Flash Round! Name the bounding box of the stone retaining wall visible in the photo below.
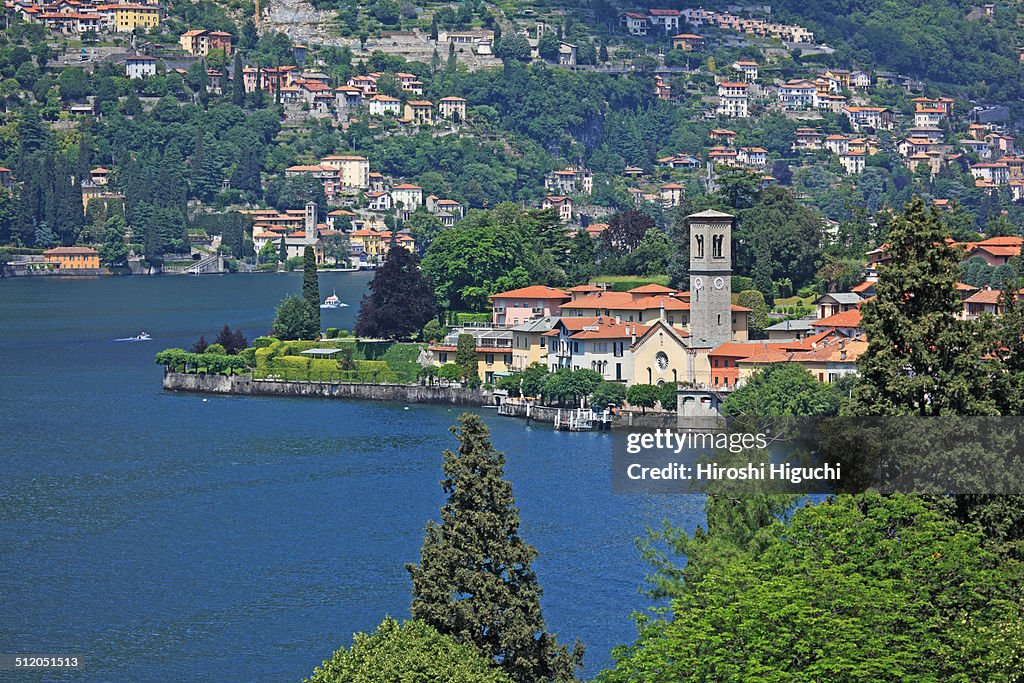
[163,371,493,405]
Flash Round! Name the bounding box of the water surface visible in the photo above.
[0,273,702,680]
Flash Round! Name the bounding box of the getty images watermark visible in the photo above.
[617,428,841,493]
[611,418,1024,495]
[626,429,839,484]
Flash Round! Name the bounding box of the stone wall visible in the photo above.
[163,371,494,405]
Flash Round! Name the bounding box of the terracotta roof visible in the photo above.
[569,319,650,340]
[44,246,98,255]
[710,341,793,358]
[628,284,677,294]
[561,291,690,312]
[491,285,570,300]
[811,309,863,328]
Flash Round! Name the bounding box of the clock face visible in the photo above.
[714,277,725,290]
[693,277,704,290]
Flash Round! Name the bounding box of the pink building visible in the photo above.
[490,286,571,326]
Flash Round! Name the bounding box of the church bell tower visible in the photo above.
[688,210,734,348]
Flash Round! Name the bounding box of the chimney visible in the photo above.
[659,298,666,321]
[840,350,848,361]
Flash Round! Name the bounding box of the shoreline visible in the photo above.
[162,372,677,429]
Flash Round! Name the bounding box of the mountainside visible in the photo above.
[770,0,1022,100]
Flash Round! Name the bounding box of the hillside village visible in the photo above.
[1,0,1023,396]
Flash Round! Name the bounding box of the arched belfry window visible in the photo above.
[712,234,723,259]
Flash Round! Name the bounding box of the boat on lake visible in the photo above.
[321,290,347,309]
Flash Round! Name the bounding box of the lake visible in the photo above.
[0,272,703,681]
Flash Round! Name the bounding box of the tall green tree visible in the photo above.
[735,290,770,335]
[851,197,998,416]
[407,414,583,683]
[455,333,478,380]
[232,52,245,106]
[302,245,321,334]
[272,294,320,340]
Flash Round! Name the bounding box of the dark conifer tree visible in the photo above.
[302,245,321,334]
[407,414,583,683]
[232,52,245,107]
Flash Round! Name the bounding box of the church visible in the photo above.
[631,210,745,391]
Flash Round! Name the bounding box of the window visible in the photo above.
[504,355,512,365]
[655,352,669,373]
[485,354,494,365]
[439,353,448,363]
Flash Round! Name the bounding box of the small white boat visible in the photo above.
[115,332,152,342]
[321,290,347,309]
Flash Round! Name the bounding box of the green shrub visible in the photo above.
[267,354,310,379]
[732,275,754,292]
[339,329,350,337]
[252,336,279,348]
[797,285,816,299]
[204,343,226,354]
[325,327,339,339]
[453,312,491,324]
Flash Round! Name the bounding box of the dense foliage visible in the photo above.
[604,494,1024,681]
[305,617,512,683]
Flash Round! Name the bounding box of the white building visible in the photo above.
[542,196,573,222]
[778,79,818,109]
[716,81,749,118]
[367,94,401,117]
[391,183,424,213]
[839,152,866,175]
[125,56,156,80]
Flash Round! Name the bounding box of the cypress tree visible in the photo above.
[232,52,245,106]
[455,333,478,380]
[302,244,321,334]
[407,414,583,683]
[851,196,998,416]
[278,235,287,264]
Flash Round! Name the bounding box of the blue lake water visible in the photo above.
[0,273,703,681]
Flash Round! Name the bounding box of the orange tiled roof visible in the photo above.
[491,285,570,300]
[811,309,863,328]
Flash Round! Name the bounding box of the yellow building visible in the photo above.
[43,247,101,270]
[99,3,161,32]
[428,328,515,384]
[510,317,558,372]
